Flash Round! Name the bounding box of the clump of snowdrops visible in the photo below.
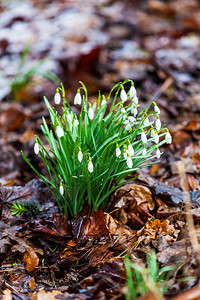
[22,80,172,218]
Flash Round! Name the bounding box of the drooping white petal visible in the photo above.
[54,92,61,105]
[156,118,161,131]
[34,142,40,155]
[141,131,147,144]
[128,116,136,123]
[165,131,172,144]
[142,147,147,156]
[88,160,94,173]
[59,185,64,195]
[74,119,79,127]
[88,107,94,120]
[127,156,133,168]
[101,99,107,106]
[132,96,139,105]
[78,150,83,162]
[154,133,159,144]
[151,129,155,137]
[129,85,137,98]
[154,105,160,114]
[125,124,131,131]
[121,107,126,114]
[56,126,64,138]
[128,144,134,156]
[131,106,137,117]
[116,147,121,157]
[120,89,127,102]
[123,152,128,159]
[144,116,150,127]
[67,113,72,123]
[156,148,161,158]
[74,92,82,105]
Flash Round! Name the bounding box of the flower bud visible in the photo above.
[116,146,121,157]
[129,85,137,99]
[88,105,94,120]
[156,148,161,158]
[120,87,127,102]
[127,156,133,168]
[54,91,61,105]
[141,131,147,144]
[74,90,82,105]
[34,141,40,155]
[156,117,161,131]
[165,131,172,144]
[56,126,64,138]
[88,160,94,173]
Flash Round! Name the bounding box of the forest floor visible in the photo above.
[0,0,200,299]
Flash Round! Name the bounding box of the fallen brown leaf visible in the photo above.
[22,248,39,272]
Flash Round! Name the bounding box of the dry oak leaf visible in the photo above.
[22,248,39,272]
[104,212,137,247]
[31,290,62,300]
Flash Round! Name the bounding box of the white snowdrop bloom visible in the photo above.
[74,118,79,127]
[129,85,137,98]
[54,92,61,105]
[132,96,139,105]
[34,142,40,155]
[156,118,161,131]
[78,150,83,162]
[128,144,134,156]
[67,113,72,123]
[127,156,133,168]
[142,147,147,156]
[121,107,126,114]
[56,126,64,138]
[116,147,121,157]
[144,116,150,127]
[124,119,129,125]
[128,116,136,124]
[125,124,131,131]
[156,148,161,158]
[151,129,155,137]
[141,131,147,144]
[123,151,128,159]
[154,133,159,144]
[88,160,94,173]
[120,88,127,102]
[74,91,82,105]
[88,106,94,120]
[59,184,64,196]
[154,105,160,114]
[131,106,137,117]
[165,131,172,144]
[101,99,107,106]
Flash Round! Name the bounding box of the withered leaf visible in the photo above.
[22,248,39,272]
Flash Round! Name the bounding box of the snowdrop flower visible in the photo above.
[156,148,161,158]
[154,133,159,144]
[154,103,160,114]
[121,106,126,114]
[59,183,64,196]
[128,116,136,124]
[74,115,79,127]
[128,144,134,156]
[131,105,137,117]
[144,116,150,127]
[165,130,172,144]
[127,156,133,168]
[101,95,107,106]
[132,96,139,105]
[125,123,131,131]
[54,91,61,105]
[56,126,64,138]
[155,117,161,131]
[123,151,128,159]
[34,141,40,155]
[88,104,94,120]
[120,87,127,102]
[151,129,155,137]
[78,148,83,162]
[116,145,121,157]
[129,84,137,99]
[141,130,147,144]
[67,112,72,123]
[142,147,146,156]
[74,90,82,105]
[88,159,94,173]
